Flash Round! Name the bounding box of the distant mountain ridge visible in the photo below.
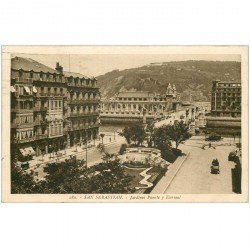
[97,60,241,101]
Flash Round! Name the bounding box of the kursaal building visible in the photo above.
[100,83,181,125]
[10,57,101,159]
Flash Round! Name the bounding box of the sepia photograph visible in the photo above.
[1,46,248,202]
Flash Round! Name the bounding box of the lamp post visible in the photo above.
[85,133,88,168]
[49,144,52,158]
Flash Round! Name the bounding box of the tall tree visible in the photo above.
[165,121,191,149]
[120,124,146,146]
[153,126,172,150]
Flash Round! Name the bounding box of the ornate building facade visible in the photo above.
[100,83,181,125]
[206,80,241,135]
[211,80,241,117]
[11,57,100,159]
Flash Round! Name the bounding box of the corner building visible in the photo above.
[10,57,100,159]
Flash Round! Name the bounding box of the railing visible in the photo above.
[11,122,34,129]
[33,106,48,112]
[11,108,34,113]
[69,112,99,117]
[67,123,99,131]
[68,99,99,104]
[34,120,47,126]
[14,77,33,84]
[13,137,34,143]
[67,83,98,88]
[35,134,48,140]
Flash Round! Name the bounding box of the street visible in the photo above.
[165,136,237,194]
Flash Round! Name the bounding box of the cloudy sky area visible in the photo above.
[13,53,241,77]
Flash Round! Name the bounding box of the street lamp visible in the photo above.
[85,133,88,167]
[49,144,52,158]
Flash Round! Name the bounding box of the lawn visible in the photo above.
[123,167,146,189]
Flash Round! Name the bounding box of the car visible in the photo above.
[228,151,237,161]
[16,161,30,170]
[205,134,222,141]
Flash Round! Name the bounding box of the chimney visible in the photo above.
[55,62,63,74]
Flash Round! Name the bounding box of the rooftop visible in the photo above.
[11,56,58,74]
[64,71,91,79]
[116,91,154,98]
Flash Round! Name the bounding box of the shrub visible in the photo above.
[172,148,182,156]
[161,149,178,163]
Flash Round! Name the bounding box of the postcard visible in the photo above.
[1,45,248,202]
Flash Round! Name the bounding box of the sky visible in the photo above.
[13,53,241,77]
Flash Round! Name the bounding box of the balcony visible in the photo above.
[12,122,34,129]
[11,108,34,114]
[67,122,99,132]
[34,119,48,126]
[69,112,99,118]
[68,98,99,105]
[33,106,48,112]
[34,134,48,140]
[13,137,34,144]
[14,77,33,84]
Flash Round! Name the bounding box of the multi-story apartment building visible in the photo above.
[11,57,100,159]
[206,80,241,135]
[100,84,181,125]
[64,71,100,147]
[211,80,241,117]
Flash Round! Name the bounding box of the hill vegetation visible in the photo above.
[97,60,241,101]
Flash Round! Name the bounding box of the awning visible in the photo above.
[24,86,30,94]
[19,147,35,156]
[33,86,38,93]
[10,86,16,93]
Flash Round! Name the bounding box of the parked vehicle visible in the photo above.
[205,133,222,141]
[228,151,237,161]
[16,161,30,170]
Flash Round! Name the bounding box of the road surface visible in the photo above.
[165,137,237,194]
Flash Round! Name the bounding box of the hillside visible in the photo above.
[97,60,241,101]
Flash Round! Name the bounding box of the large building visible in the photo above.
[211,80,241,117]
[206,80,241,135]
[100,83,181,125]
[11,57,100,159]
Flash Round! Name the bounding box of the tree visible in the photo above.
[119,126,131,144]
[11,163,41,194]
[37,156,134,194]
[120,124,146,146]
[41,157,90,193]
[165,121,191,149]
[153,126,172,150]
[89,159,134,194]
